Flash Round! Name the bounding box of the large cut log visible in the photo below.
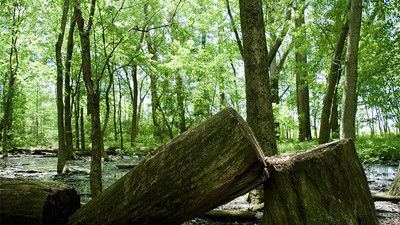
[0,177,80,225]
[68,107,267,225]
[261,139,379,225]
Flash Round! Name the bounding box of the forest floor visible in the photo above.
[0,155,399,224]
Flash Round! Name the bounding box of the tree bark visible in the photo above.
[389,164,400,196]
[74,0,102,198]
[0,177,80,225]
[64,15,76,159]
[68,107,267,225]
[261,139,379,225]
[295,0,311,141]
[55,0,70,173]
[80,107,85,150]
[201,210,259,222]
[319,21,349,144]
[239,0,277,156]
[340,0,362,140]
[176,73,187,133]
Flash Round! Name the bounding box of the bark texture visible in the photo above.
[341,0,362,140]
[239,0,277,155]
[319,21,348,144]
[261,139,379,225]
[295,0,311,141]
[389,164,400,196]
[0,177,80,225]
[68,107,267,225]
[74,0,102,198]
[55,0,70,173]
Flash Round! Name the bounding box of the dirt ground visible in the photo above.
[376,201,400,225]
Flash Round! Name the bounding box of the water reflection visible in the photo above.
[0,155,398,203]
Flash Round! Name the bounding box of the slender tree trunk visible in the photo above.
[148,50,161,141]
[319,21,349,144]
[330,71,341,138]
[65,15,76,159]
[295,0,311,141]
[112,82,118,142]
[131,65,139,146]
[176,73,187,133]
[118,77,124,150]
[75,0,101,197]
[341,0,362,140]
[2,6,20,157]
[75,99,80,149]
[80,107,85,150]
[55,0,70,173]
[239,0,277,156]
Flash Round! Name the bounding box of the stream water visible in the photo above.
[0,155,398,224]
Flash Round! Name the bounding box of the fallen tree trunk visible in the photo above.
[372,195,400,202]
[68,107,267,225]
[115,163,139,169]
[0,177,80,225]
[200,209,259,222]
[261,139,379,225]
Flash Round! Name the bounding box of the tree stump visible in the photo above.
[68,107,267,225]
[0,177,80,225]
[261,139,379,225]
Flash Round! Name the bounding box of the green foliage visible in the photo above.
[278,134,400,162]
[278,139,318,154]
[355,134,400,162]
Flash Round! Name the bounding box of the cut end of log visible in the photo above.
[262,139,379,225]
[0,177,80,225]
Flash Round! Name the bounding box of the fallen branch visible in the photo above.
[201,210,260,222]
[372,195,400,202]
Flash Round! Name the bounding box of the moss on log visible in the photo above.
[201,209,259,222]
[0,177,80,225]
[261,139,379,225]
[68,107,267,225]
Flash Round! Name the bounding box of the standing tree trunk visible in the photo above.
[319,21,349,144]
[55,0,70,173]
[176,73,187,133]
[75,0,102,198]
[294,0,311,142]
[341,0,362,140]
[330,77,340,138]
[239,0,277,156]
[389,164,400,196]
[64,16,76,159]
[118,77,124,150]
[112,81,118,142]
[80,107,85,150]
[131,65,139,146]
[2,3,21,158]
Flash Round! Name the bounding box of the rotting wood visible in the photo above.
[68,107,267,225]
[115,163,139,169]
[372,195,400,202]
[0,177,80,225]
[200,209,260,222]
[261,139,379,225]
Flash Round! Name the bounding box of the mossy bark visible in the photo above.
[0,177,80,225]
[68,107,267,225]
[389,164,400,196]
[261,139,379,225]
